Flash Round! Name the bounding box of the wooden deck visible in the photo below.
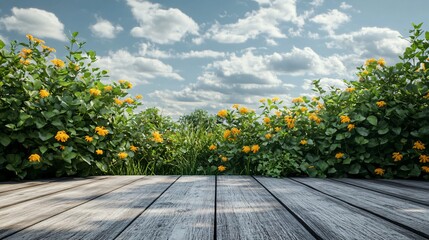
[0,176,428,240]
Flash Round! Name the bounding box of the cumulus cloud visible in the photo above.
[95,49,183,85]
[179,50,227,59]
[327,27,408,59]
[310,9,350,34]
[340,2,352,9]
[0,7,67,41]
[139,43,227,59]
[207,0,305,43]
[310,0,324,7]
[126,0,199,44]
[89,17,123,39]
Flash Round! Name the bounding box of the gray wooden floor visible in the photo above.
[0,176,428,240]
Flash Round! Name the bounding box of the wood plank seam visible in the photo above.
[0,177,109,210]
[3,176,145,239]
[251,176,323,240]
[0,179,63,194]
[111,175,182,240]
[290,178,429,239]
[376,180,429,191]
[331,179,429,207]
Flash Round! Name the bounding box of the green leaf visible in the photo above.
[42,111,56,120]
[392,127,401,135]
[343,158,352,164]
[51,119,63,128]
[367,116,378,126]
[327,167,337,174]
[325,128,337,135]
[6,164,15,172]
[336,134,345,140]
[409,164,421,177]
[39,146,48,154]
[425,31,429,40]
[63,152,77,163]
[0,39,4,49]
[356,127,369,137]
[0,134,11,147]
[419,126,429,136]
[35,118,47,128]
[38,131,54,141]
[348,163,361,174]
[355,136,369,145]
[72,32,79,38]
[317,161,329,172]
[377,127,389,135]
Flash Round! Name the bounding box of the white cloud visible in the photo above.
[310,0,324,7]
[327,27,408,60]
[340,2,352,9]
[207,0,305,43]
[179,50,227,59]
[139,43,227,59]
[266,38,278,46]
[307,31,320,39]
[0,7,67,41]
[89,17,123,39]
[95,49,183,85]
[310,9,350,34]
[127,0,199,44]
[192,37,204,45]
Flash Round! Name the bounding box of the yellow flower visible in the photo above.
[284,116,295,129]
[420,155,429,163]
[126,82,133,89]
[55,130,70,142]
[59,146,65,151]
[51,58,65,68]
[95,126,109,136]
[217,109,228,118]
[114,98,123,105]
[152,131,164,143]
[376,101,386,108]
[377,58,386,66]
[345,87,355,93]
[374,168,385,176]
[275,127,281,132]
[300,139,307,145]
[335,152,344,159]
[26,34,34,41]
[223,130,231,139]
[218,165,226,172]
[259,98,266,103]
[263,117,271,124]
[39,89,50,98]
[361,70,369,76]
[118,79,126,84]
[340,115,351,123]
[292,97,304,103]
[21,48,32,56]
[272,96,280,102]
[239,107,250,114]
[424,93,429,99]
[232,104,239,109]
[221,156,228,162]
[130,145,138,152]
[413,141,426,150]
[124,98,134,104]
[422,166,429,173]
[265,133,272,139]
[309,113,321,124]
[118,152,128,159]
[392,152,403,162]
[209,144,217,150]
[300,107,308,112]
[136,94,143,99]
[104,85,113,92]
[41,45,56,52]
[33,38,45,44]
[347,124,355,131]
[28,154,41,162]
[317,103,324,110]
[251,144,260,153]
[85,136,93,142]
[242,146,251,153]
[20,59,31,65]
[89,88,101,96]
[275,110,282,117]
[96,149,103,155]
[231,128,241,135]
[365,58,376,66]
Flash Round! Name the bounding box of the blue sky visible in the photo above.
[0,0,428,118]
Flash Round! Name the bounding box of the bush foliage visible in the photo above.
[0,24,428,180]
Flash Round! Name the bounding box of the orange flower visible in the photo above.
[263,117,271,124]
[51,58,65,68]
[124,98,134,104]
[347,124,355,131]
[89,88,101,96]
[300,139,307,145]
[104,86,113,92]
[340,115,351,123]
[96,149,103,155]
[413,141,425,150]
[55,131,69,142]
[292,97,304,103]
[392,152,403,162]
[231,128,241,135]
[242,146,251,153]
[265,133,272,139]
[39,89,50,98]
[209,144,217,150]
[251,144,260,153]
[223,130,231,139]
[420,155,429,163]
[28,154,41,162]
[118,152,128,159]
[335,152,344,159]
[374,168,385,176]
[218,165,226,172]
[85,136,93,142]
[130,145,138,152]
[422,166,429,173]
[239,107,250,114]
[217,109,227,118]
[95,126,109,136]
[376,101,386,108]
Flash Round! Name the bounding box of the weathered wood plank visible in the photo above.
[217,176,315,240]
[334,178,429,206]
[0,176,142,238]
[256,177,423,240]
[0,177,103,209]
[380,179,429,191]
[293,177,429,238]
[116,176,215,240]
[5,176,178,240]
[0,179,57,194]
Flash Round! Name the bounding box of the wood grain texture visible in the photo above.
[0,177,100,209]
[5,176,178,240]
[217,176,315,240]
[0,179,59,194]
[334,178,429,205]
[380,179,429,191]
[256,177,423,240]
[293,177,429,238]
[116,176,215,240]
[0,176,142,238]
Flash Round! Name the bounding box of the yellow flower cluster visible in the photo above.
[152,131,163,143]
[124,98,134,104]
[136,94,143,100]
[104,86,113,92]
[284,116,295,129]
[347,124,355,131]
[130,145,138,152]
[20,48,32,59]
[242,146,251,153]
[242,145,260,153]
[239,107,250,114]
[308,113,321,124]
[20,59,30,65]
[118,152,128,159]
[376,101,386,108]
[335,152,344,159]
[265,133,272,140]
[217,109,228,118]
[41,44,56,52]
[114,98,123,105]
[95,126,109,136]
[340,115,351,123]
[220,155,228,162]
[413,141,425,150]
[420,155,429,163]
[345,87,355,93]
[263,117,271,124]
[374,168,385,176]
[272,97,280,102]
[232,104,239,109]
[209,144,217,150]
[292,97,304,103]
[89,88,101,96]
[365,58,377,66]
[300,139,307,145]
[28,154,41,162]
[51,58,65,68]
[275,110,282,118]
[39,89,50,98]
[424,92,429,99]
[218,165,226,172]
[422,166,429,173]
[392,152,403,162]
[55,131,70,142]
[96,149,103,155]
[231,128,241,135]
[85,136,93,142]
